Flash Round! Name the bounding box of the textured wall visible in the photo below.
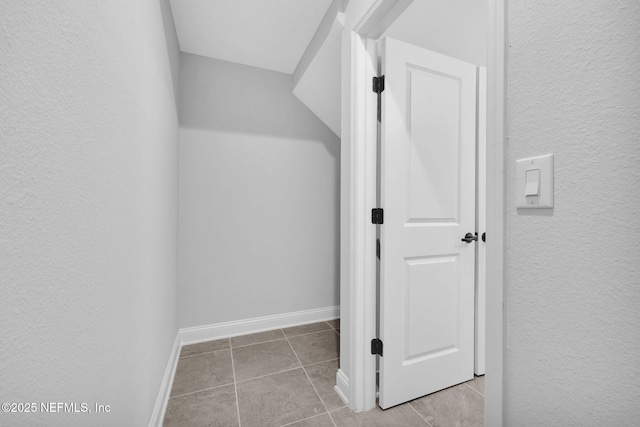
[507,1,640,424]
[0,1,178,426]
[178,53,340,328]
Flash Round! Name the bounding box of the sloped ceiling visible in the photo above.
[292,13,342,136]
[169,0,332,74]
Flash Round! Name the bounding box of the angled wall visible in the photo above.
[292,0,344,137]
[385,0,488,66]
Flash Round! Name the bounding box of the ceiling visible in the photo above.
[169,0,333,74]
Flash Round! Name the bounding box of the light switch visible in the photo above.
[525,169,540,196]
[516,154,554,209]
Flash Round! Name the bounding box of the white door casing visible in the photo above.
[379,37,478,409]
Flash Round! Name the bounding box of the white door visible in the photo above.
[379,37,478,409]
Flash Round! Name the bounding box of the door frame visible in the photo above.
[339,0,506,424]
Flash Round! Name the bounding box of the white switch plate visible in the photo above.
[517,154,554,208]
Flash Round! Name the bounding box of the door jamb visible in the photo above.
[341,0,506,423]
[484,0,507,425]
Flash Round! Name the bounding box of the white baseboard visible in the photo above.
[149,333,181,427]
[179,306,340,345]
[335,368,350,406]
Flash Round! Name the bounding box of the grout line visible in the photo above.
[464,382,485,398]
[169,344,235,400]
[282,327,335,340]
[228,338,243,427]
[235,366,303,385]
[327,321,340,332]
[302,357,340,368]
[233,356,338,385]
[168,381,235,400]
[407,401,434,427]
[325,406,346,427]
[283,334,338,427]
[178,347,232,359]
[231,337,287,350]
[228,321,341,349]
[231,327,334,350]
[279,412,330,427]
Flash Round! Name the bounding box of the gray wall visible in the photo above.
[506,1,640,424]
[178,53,340,328]
[0,1,179,426]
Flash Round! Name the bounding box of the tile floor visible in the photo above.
[163,320,484,427]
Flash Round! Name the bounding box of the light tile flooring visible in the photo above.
[163,320,484,427]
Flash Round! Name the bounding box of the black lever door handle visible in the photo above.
[461,232,478,243]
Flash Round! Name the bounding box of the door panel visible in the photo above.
[404,255,458,360]
[379,37,477,409]
[407,66,461,223]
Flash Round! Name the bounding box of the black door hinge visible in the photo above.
[373,75,385,122]
[376,238,380,259]
[371,338,383,356]
[371,208,384,225]
[372,76,385,94]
